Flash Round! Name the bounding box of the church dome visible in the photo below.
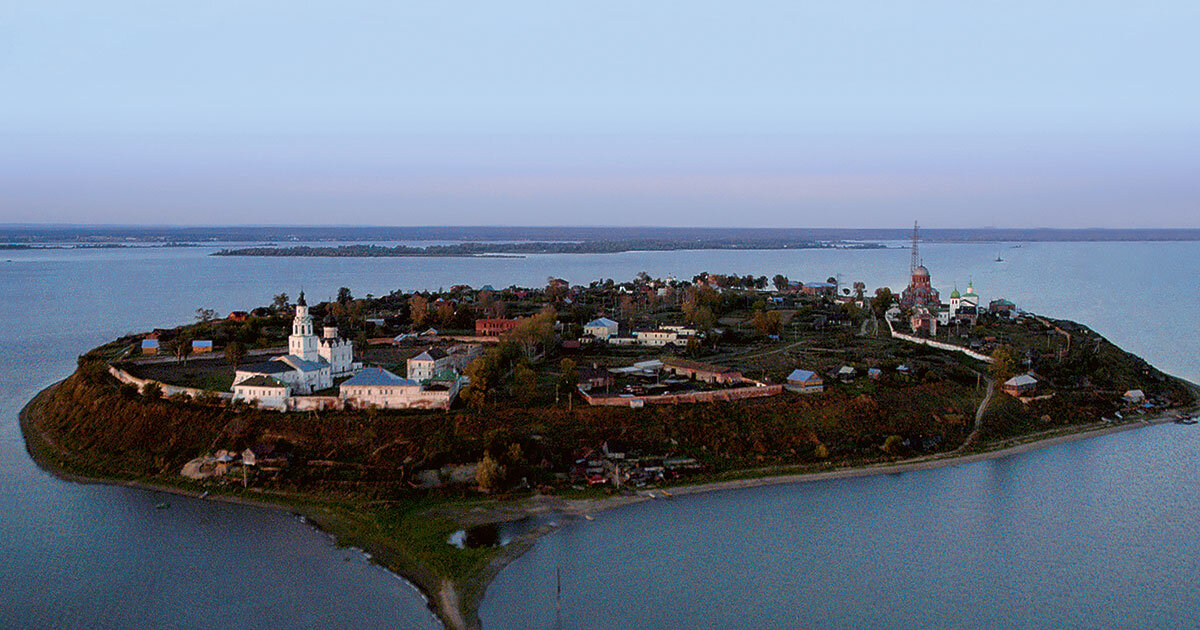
[913,265,930,277]
[297,291,307,307]
[950,288,961,299]
[323,313,337,326]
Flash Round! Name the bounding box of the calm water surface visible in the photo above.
[1,241,1196,628]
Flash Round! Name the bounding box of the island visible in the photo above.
[210,238,884,258]
[22,262,1197,629]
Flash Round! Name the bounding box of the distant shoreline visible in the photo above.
[4,225,1200,247]
[209,240,882,258]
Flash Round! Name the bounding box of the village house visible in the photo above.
[1123,389,1146,405]
[837,366,857,382]
[192,339,213,354]
[141,336,159,355]
[1003,374,1038,396]
[786,369,824,393]
[583,317,620,340]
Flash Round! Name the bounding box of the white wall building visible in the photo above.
[232,375,291,410]
[584,317,620,340]
[407,348,452,381]
[634,329,680,347]
[340,367,462,410]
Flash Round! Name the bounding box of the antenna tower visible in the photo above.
[910,221,921,274]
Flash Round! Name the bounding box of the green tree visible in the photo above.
[512,363,537,404]
[872,287,895,319]
[171,334,192,364]
[337,286,353,304]
[272,293,290,311]
[772,274,790,291]
[142,382,163,399]
[558,358,579,391]
[225,341,245,369]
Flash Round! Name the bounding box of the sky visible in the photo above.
[2,1,1198,227]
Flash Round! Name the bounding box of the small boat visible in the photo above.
[584,514,595,521]
[995,252,1004,262]
[198,491,210,499]
[154,502,170,510]
[1174,416,1198,425]
[661,490,673,499]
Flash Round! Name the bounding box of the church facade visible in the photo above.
[233,292,359,397]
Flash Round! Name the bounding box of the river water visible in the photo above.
[1,241,1196,629]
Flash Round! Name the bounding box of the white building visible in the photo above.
[232,375,291,409]
[584,317,620,340]
[407,348,452,381]
[633,329,680,347]
[232,292,358,395]
[340,367,463,410]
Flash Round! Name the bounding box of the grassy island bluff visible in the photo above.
[24,225,1197,629]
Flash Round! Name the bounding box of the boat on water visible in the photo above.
[198,491,210,499]
[1174,416,1198,425]
[154,502,169,510]
[995,252,1004,262]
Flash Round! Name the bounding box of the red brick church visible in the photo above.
[900,223,941,307]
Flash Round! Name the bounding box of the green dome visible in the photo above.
[950,288,961,298]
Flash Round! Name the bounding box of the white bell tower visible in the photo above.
[289,291,319,361]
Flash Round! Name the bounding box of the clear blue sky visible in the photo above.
[2,1,1197,227]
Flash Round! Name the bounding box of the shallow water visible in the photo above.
[0,240,1196,628]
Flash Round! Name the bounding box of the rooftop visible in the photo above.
[341,367,418,387]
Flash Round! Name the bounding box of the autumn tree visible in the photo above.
[991,345,1017,384]
[510,308,556,360]
[475,452,505,493]
[409,294,429,327]
[435,300,454,326]
[752,309,782,336]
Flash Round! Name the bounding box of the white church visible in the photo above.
[233,292,360,397]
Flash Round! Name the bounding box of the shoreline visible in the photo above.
[19,378,1198,630]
